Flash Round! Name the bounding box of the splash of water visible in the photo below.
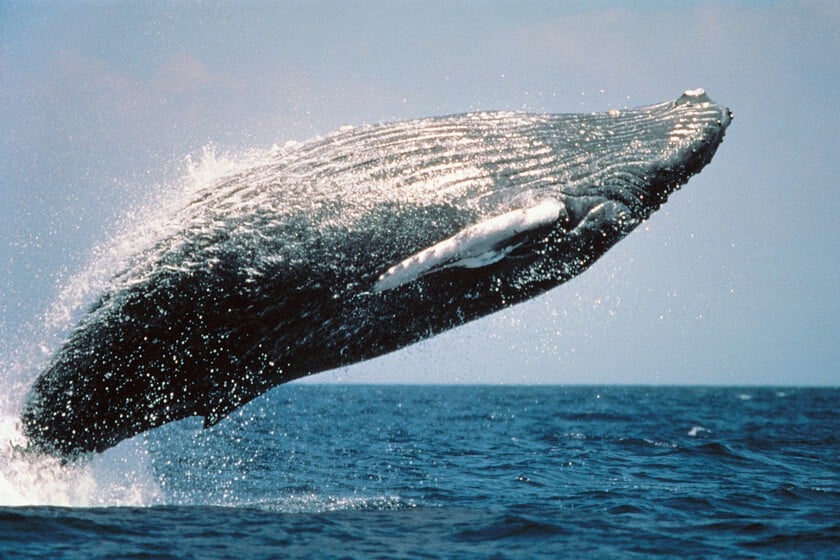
[0,145,277,507]
[0,336,165,506]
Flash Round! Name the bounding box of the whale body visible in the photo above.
[23,90,732,459]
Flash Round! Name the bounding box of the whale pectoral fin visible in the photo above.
[373,198,567,292]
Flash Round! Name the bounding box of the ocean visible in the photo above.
[1,384,837,559]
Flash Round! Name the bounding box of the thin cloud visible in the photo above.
[152,53,214,95]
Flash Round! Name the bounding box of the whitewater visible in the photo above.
[0,146,268,507]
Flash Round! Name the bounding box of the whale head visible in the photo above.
[373,89,732,296]
[535,88,729,241]
[555,88,731,226]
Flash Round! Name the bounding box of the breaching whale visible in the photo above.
[23,89,732,459]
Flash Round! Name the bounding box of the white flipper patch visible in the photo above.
[373,198,566,292]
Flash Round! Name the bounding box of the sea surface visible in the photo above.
[1,385,837,559]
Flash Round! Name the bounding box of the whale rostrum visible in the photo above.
[23,89,732,459]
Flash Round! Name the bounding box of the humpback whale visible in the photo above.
[23,89,732,459]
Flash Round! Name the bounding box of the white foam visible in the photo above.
[250,493,415,514]
[0,339,164,506]
[0,408,163,507]
[0,145,275,507]
[687,425,710,437]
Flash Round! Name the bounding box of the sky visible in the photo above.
[1,1,837,386]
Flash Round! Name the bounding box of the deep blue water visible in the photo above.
[2,385,838,558]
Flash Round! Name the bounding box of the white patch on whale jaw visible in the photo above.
[373,198,567,292]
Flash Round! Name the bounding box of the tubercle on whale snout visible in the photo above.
[21,91,732,460]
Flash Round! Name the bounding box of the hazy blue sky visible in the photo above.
[1,1,837,386]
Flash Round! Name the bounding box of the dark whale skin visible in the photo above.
[23,90,732,459]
